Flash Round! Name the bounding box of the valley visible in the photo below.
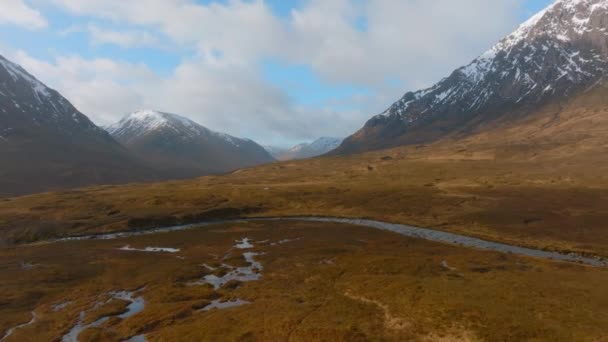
[2,126,608,258]
[1,0,608,340]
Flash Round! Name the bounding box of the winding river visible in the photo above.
[57,216,606,267]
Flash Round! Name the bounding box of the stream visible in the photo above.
[1,312,37,341]
[55,216,606,267]
[61,290,145,342]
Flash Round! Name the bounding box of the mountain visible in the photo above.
[334,0,608,154]
[267,137,343,160]
[107,110,275,177]
[262,145,289,159]
[0,54,156,197]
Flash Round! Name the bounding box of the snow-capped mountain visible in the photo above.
[107,110,274,177]
[0,55,107,139]
[0,54,155,196]
[268,137,343,160]
[305,137,343,156]
[335,0,608,154]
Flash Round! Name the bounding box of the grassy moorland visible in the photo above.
[1,220,607,341]
[1,140,608,259]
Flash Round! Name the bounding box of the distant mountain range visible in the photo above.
[265,137,342,160]
[0,54,274,196]
[334,0,608,154]
[106,110,274,178]
[4,0,608,196]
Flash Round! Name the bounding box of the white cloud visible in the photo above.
[10,50,366,144]
[286,0,523,88]
[0,0,48,30]
[87,25,162,48]
[46,0,525,87]
[11,51,156,124]
[18,0,533,145]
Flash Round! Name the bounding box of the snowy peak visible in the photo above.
[0,54,157,196]
[108,110,205,140]
[336,0,608,154]
[107,110,247,147]
[493,0,608,53]
[107,110,273,177]
[0,54,104,139]
[0,54,51,101]
[287,143,309,154]
[270,137,343,160]
[308,137,343,152]
[378,0,608,119]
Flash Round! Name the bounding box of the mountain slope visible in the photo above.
[334,0,608,154]
[0,54,156,197]
[269,137,342,160]
[262,145,289,159]
[107,110,275,177]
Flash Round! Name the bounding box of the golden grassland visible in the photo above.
[1,140,608,259]
[1,221,607,341]
[3,88,608,257]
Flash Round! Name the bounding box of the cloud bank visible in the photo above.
[5,0,530,145]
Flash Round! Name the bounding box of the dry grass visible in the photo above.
[1,221,607,341]
[1,143,608,258]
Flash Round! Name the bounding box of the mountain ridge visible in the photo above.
[107,110,275,178]
[0,54,158,196]
[333,0,608,154]
[266,137,342,160]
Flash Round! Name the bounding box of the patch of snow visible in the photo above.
[0,56,51,101]
[106,109,247,147]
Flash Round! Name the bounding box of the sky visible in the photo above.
[1,0,554,146]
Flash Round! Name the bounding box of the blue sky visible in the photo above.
[1,0,555,146]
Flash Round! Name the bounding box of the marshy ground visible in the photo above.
[1,220,607,341]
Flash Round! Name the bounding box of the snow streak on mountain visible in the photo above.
[335,0,608,154]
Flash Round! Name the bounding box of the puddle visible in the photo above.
[52,301,72,312]
[441,261,457,271]
[113,291,146,319]
[192,251,263,290]
[235,238,253,249]
[270,238,300,246]
[20,261,36,270]
[1,312,37,341]
[122,334,147,342]
[62,312,108,342]
[201,264,216,271]
[62,290,145,342]
[188,238,262,310]
[200,299,250,311]
[119,245,180,253]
